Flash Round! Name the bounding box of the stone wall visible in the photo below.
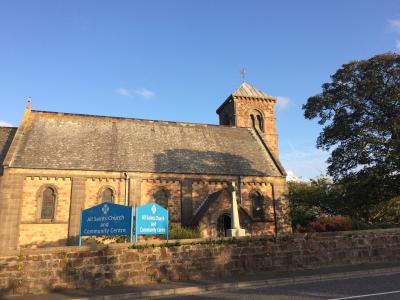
[234,96,279,158]
[19,176,72,247]
[18,170,288,247]
[0,228,399,296]
[0,167,290,251]
[141,178,181,223]
[84,178,126,208]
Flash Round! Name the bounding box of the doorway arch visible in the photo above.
[217,214,231,237]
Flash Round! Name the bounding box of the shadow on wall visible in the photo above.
[153,149,264,176]
[1,243,240,297]
[1,241,125,296]
[0,285,12,299]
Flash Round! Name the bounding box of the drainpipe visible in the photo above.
[271,184,278,238]
[124,172,129,206]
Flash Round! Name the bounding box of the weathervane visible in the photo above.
[240,68,246,81]
[27,96,31,109]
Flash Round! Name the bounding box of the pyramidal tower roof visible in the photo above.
[217,82,276,113]
[231,82,274,100]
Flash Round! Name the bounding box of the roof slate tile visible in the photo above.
[10,111,282,176]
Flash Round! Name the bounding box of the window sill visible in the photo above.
[21,220,68,224]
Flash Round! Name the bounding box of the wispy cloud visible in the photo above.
[389,19,400,32]
[281,145,329,180]
[276,96,291,110]
[115,87,155,99]
[388,19,400,51]
[115,88,132,98]
[0,120,13,127]
[134,88,155,99]
[286,170,301,182]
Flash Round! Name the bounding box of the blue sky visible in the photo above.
[1,0,399,179]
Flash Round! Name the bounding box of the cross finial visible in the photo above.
[240,68,246,81]
[26,96,32,110]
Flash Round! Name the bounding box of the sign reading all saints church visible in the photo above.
[79,202,134,244]
[79,202,168,245]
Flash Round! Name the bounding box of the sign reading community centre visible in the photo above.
[78,202,168,245]
[135,202,169,241]
[79,202,134,245]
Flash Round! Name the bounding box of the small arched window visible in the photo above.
[251,191,264,219]
[250,114,256,128]
[41,187,56,219]
[257,115,264,132]
[249,110,264,132]
[101,188,114,203]
[153,188,170,209]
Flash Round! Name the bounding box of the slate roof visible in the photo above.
[7,111,284,176]
[216,82,276,113]
[232,82,274,99]
[0,127,17,174]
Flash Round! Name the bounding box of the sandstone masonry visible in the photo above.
[0,229,399,296]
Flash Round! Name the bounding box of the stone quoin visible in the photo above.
[0,82,291,251]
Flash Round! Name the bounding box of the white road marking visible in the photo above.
[328,290,400,300]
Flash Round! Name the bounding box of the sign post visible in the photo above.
[79,202,133,245]
[130,206,134,242]
[135,202,169,242]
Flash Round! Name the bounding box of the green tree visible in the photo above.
[369,197,400,223]
[288,177,345,227]
[303,53,400,216]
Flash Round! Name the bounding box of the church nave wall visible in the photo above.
[84,177,126,208]
[140,178,181,223]
[19,176,72,247]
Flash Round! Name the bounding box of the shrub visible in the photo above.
[296,215,353,232]
[351,220,400,230]
[168,224,201,239]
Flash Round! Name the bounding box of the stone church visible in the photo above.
[0,82,291,251]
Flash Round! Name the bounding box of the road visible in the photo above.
[155,273,400,300]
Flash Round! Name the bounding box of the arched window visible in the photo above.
[250,114,256,128]
[153,188,170,209]
[249,110,264,132]
[41,187,56,219]
[101,188,114,203]
[251,191,264,219]
[257,115,264,132]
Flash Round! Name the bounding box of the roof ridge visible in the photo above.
[31,110,244,129]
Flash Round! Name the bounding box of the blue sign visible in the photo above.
[79,202,134,245]
[135,202,169,241]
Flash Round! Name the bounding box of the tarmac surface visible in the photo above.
[157,273,400,299]
[3,262,400,300]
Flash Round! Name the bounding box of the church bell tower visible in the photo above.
[216,82,279,158]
